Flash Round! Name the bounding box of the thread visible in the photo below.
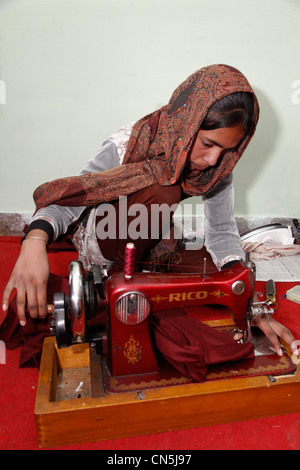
[124,243,136,279]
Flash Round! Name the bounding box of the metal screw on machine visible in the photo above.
[232,280,246,295]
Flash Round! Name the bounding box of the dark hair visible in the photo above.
[201,92,254,135]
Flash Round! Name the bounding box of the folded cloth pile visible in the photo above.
[242,242,300,260]
[151,309,254,382]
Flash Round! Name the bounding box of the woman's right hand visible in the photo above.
[2,230,50,326]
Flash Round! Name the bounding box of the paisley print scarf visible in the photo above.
[33,64,259,210]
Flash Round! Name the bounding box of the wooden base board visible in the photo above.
[35,336,300,448]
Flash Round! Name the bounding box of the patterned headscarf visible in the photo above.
[33,64,259,210]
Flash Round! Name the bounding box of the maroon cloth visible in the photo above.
[0,274,69,367]
[151,309,254,382]
[97,182,182,271]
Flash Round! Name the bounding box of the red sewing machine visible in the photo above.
[36,243,299,448]
[49,243,274,380]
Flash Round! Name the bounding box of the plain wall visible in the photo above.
[0,0,299,217]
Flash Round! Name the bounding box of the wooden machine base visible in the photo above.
[34,336,300,448]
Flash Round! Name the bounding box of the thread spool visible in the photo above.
[124,243,136,279]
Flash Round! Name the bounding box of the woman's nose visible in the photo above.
[205,149,223,166]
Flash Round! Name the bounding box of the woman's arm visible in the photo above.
[2,128,130,324]
[203,174,297,356]
[28,132,127,242]
[2,229,49,324]
[203,173,243,270]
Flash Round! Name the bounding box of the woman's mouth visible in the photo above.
[190,163,209,171]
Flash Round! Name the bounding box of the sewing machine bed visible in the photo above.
[35,329,299,448]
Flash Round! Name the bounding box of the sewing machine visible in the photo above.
[35,243,300,447]
[49,243,275,381]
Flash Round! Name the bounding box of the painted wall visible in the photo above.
[0,0,299,217]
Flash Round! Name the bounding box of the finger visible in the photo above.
[275,325,296,354]
[36,281,48,318]
[2,279,15,312]
[265,318,296,354]
[15,283,27,326]
[253,317,283,356]
[26,284,39,320]
[268,334,283,356]
[233,331,243,342]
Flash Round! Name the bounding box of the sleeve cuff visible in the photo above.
[24,220,54,244]
[217,255,243,271]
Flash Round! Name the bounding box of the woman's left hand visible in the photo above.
[250,315,297,357]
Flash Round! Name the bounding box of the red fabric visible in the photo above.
[151,309,254,382]
[0,236,75,366]
[0,274,68,366]
[97,182,182,270]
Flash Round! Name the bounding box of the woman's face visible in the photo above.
[187,126,245,171]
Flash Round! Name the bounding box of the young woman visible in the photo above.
[2,64,295,356]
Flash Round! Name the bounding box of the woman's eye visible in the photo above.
[201,140,212,148]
